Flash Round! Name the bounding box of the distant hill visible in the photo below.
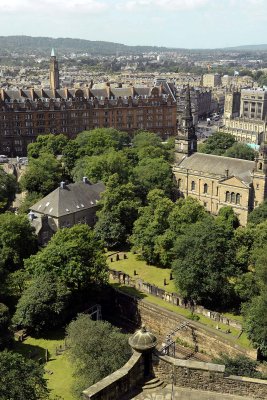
[223,44,267,51]
[0,35,177,55]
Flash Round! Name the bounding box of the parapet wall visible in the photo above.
[82,351,144,400]
[108,288,256,359]
[153,353,267,399]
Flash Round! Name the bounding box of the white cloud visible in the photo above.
[0,0,108,14]
[116,0,211,12]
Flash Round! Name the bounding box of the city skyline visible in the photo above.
[0,0,266,49]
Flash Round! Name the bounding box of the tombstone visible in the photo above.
[170,272,173,280]
[116,254,120,261]
[123,253,127,259]
[110,257,113,262]
[164,278,167,286]
[134,270,137,276]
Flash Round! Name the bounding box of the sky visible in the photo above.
[0,0,266,49]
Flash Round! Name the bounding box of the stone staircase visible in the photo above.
[142,377,167,392]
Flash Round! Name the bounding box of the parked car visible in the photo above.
[0,155,8,163]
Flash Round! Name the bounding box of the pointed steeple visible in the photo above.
[184,84,192,120]
[174,84,197,162]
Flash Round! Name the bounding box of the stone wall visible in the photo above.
[107,288,256,359]
[109,266,243,330]
[82,351,144,400]
[153,353,267,399]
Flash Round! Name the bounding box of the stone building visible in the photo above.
[29,178,105,244]
[202,73,221,88]
[0,52,177,156]
[173,86,267,226]
[220,88,267,145]
[176,86,211,124]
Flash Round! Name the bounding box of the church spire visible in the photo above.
[174,84,197,162]
[49,48,59,90]
[51,48,55,57]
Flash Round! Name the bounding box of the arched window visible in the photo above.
[191,181,196,191]
[225,191,230,202]
[203,183,208,194]
[177,178,182,189]
[231,192,235,203]
[236,193,241,205]
[259,162,263,170]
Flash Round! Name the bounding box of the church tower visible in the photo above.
[252,142,267,209]
[49,48,60,90]
[174,84,197,162]
[224,87,240,119]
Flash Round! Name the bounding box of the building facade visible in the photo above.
[221,88,267,145]
[0,53,177,156]
[176,86,211,124]
[202,73,221,88]
[173,86,267,226]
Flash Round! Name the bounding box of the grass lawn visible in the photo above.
[108,252,244,325]
[111,283,252,351]
[14,329,75,400]
[108,251,176,292]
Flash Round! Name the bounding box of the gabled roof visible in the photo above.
[175,153,254,184]
[30,181,105,218]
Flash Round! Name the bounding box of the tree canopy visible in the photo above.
[25,224,108,290]
[248,200,267,225]
[198,132,236,156]
[66,314,131,397]
[224,142,256,161]
[27,133,68,159]
[0,169,17,212]
[0,351,48,400]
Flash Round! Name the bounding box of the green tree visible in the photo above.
[75,128,129,158]
[248,200,267,225]
[243,293,267,356]
[72,150,129,184]
[20,152,63,196]
[131,189,174,264]
[95,174,141,248]
[27,133,68,158]
[17,192,42,214]
[0,213,37,295]
[224,142,256,160]
[0,351,48,400]
[216,206,239,233]
[172,219,235,307]
[131,157,173,199]
[66,314,131,397]
[0,303,12,349]
[0,168,17,212]
[25,224,108,290]
[199,132,236,156]
[13,273,71,334]
[132,131,170,161]
[213,353,261,378]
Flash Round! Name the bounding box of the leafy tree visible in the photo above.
[62,139,80,173]
[199,132,236,156]
[243,293,267,356]
[213,353,261,378]
[131,189,174,264]
[20,152,63,196]
[95,174,141,248]
[224,142,256,160]
[27,133,68,158]
[75,128,129,158]
[248,200,267,225]
[172,219,235,307]
[132,131,170,161]
[131,157,173,199]
[0,213,38,294]
[0,303,12,349]
[25,224,108,290]
[72,150,129,184]
[66,314,131,397]
[13,273,71,334]
[216,206,239,233]
[17,192,42,214]
[0,168,17,212]
[0,351,49,400]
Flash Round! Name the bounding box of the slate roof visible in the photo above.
[176,153,255,184]
[30,181,105,218]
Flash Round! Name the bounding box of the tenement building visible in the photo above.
[220,88,267,145]
[173,86,267,226]
[0,52,177,156]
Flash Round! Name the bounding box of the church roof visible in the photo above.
[30,181,105,218]
[176,153,255,184]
